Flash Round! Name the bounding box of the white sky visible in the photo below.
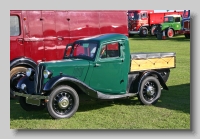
[154,10,184,13]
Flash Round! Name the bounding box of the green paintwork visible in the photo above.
[161,15,182,31]
[41,34,130,95]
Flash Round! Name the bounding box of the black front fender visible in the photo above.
[138,70,168,92]
[16,76,35,94]
[43,75,98,98]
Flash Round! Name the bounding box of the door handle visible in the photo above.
[57,37,64,40]
[17,38,24,45]
[94,63,101,67]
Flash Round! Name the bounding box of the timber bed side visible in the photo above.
[130,52,176,72]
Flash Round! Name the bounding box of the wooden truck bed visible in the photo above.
[130,52,176,72]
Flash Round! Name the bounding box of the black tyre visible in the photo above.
[150,26,156,36]
[185,34,190,39]
[19,97,45,111]
[10,67,27,99]
[47,85,79,119]
[139,27,148,37]
[138,76,161,105]
[167,28,174,38]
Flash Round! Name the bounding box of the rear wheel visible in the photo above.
[151,26,156,36]
[139,27,148,37]
[167,28,174,38]
[10,67,26,99]
[138,76,161,105]
[47,85,79,119]
[185,34,190,39]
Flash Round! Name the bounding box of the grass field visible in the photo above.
[10,35,190,129]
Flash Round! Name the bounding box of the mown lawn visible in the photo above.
[10,35,190,129]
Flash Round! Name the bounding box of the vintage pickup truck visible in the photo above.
[14,33,176,119]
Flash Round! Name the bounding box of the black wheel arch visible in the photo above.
[43,75,98,98]
[137,70,168,93]
[10,57,37,70]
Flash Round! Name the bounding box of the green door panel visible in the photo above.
[89,57,126,94]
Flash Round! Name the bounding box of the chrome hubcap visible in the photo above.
[146,86,155,96]
[58,97,69,109]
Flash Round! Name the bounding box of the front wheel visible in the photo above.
[47,85,79,119]
[139,27,148,37]
[138,76,161,105]
[167,28,174,38]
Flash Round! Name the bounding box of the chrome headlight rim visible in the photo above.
[43,70,52,79]
[26,68,33,77]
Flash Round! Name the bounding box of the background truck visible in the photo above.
[10,10,128,99]
[180,10,190,38]
[14,33,176,119]
[154,14,183,38]
[127,10,183,37]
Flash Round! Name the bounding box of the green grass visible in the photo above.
[10,35,190,129]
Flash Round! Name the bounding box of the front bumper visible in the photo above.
[129,30,140,34]
[14,91,49,106]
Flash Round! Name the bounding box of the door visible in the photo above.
[55,11,70,60]
[26,10,44,63]
[89,41,126,94]
[173,16,181,31]
[10,11,24,60]
[42,11,57,61]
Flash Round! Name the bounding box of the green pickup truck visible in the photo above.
[14,33,176,119]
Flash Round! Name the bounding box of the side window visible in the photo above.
[100,42,120,58]
[175,17,180,22]
[141,12,147,18]
[10,16,20,36]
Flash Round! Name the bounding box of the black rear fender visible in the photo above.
[138,70,168,92]
[10,57,37,70]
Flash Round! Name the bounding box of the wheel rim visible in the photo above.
[10,72,25,91]
[151,27,156,35]
[168,29,174,37]
[142,81,158,102]
[143,29,147,35]
[52,91,74,115]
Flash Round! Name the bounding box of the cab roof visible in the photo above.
[77,33,128,43]
[165,14,181,17]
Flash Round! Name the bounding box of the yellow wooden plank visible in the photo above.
[130,57,175,72]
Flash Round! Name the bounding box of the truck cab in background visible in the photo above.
[181,10,190,39]
[154,14,183,38]
[127,10,183,37]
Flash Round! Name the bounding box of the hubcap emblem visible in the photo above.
[58,97,69,109]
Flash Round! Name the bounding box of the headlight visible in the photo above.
[43,70,52,79]
[26,68,34,77]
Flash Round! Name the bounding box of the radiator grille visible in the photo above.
[34,64,44,94]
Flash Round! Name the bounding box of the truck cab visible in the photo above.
[128,10,154,37]
[14,33,176,119]
[154,15,182,38]
[181,10,190,38]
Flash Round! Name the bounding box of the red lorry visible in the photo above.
[127,10,183,37]
[10,10,128,98]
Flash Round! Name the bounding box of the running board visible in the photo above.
[96,92,137,100]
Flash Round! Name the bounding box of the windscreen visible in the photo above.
[64,42,98,60]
